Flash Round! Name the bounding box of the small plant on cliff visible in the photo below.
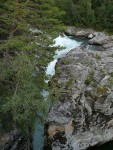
[111,54,113,58]
[109,78,113,88]
[110,72,113,77]
[65,78,74,88]
[49,80,62,103]
[91,82,98,88]
[55,67,61,76]
[85,78,91,85]
[95,53,101,60]
[85,71,94,86]
[63,59,70,65]
[97,86,109,95]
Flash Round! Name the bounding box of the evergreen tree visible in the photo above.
[55,0,95,27]
[0,0,65,136]
[104,0,113,31]
[55,0,113,32]
[72,0,95,27]
[92,0,113,31]
[54,0,73,25]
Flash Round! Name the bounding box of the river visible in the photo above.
[33,35,82,150]
[46,35,82,76]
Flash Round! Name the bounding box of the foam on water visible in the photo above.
[46,35,82,76]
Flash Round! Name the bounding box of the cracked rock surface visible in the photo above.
[44,28,113,150]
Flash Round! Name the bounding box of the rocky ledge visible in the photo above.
[44,27,113,150]
[66,26,113,51]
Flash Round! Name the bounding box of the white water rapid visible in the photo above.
[46,35,82,76]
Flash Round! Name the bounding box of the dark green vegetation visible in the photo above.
[55,0,113,32]
[0,0,65,136]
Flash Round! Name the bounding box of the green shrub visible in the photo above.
[97,86,109,95]
[85,71,94,86]
[95,53,101,60]
[63,59,70,65]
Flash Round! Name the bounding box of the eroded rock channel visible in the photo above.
[44,27,113,150]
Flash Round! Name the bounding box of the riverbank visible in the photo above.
[65,27,113,51]
[44,27,113,150]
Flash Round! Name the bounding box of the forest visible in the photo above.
[55,0,113,32]
[0,0,113,149]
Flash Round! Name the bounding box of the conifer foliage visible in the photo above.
[0,0,65,135]
[55,0,113,32]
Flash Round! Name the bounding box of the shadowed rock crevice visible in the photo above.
[87,140,113,150]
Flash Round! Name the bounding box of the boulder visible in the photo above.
[88,34,93,39]
[65,27,95,38]
[88,33,110,45]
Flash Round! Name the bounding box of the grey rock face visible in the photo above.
[88,33,113,50]
[65,27,95,38]
[88,33,110,45]
[44,30,113,150]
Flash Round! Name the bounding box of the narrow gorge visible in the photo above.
[1,1,113,150]
[44,27,113,150]
[33,33,82,150]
